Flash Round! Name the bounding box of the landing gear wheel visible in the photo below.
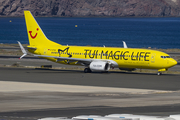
[157,72,162,76]
[84,68,88,73]
[84,68,92,73]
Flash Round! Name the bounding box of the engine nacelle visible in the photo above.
[89,61,110,71]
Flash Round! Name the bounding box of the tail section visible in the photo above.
[24,11,61,47]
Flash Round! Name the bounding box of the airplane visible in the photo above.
[18,10,177,75]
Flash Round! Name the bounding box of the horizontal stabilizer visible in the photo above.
[27,46,37,50]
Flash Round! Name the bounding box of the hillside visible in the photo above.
[1,0,180,17]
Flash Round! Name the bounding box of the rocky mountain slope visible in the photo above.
[1,0,180,17]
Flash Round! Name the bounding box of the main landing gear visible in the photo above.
[84,68,92,73]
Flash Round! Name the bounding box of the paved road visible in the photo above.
[0,67,180,91]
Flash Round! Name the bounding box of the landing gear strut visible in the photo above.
[157,72,162,76]
[84,68,92,73]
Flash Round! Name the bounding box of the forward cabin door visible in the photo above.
[151,53,156,63]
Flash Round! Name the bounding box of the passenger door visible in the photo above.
[151,53,156,63]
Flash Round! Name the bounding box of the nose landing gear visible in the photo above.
[157,68,167,76]
[157,72,162,76]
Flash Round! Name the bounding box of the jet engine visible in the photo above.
[89,61,110,71]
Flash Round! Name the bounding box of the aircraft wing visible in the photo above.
[34,54,114,66]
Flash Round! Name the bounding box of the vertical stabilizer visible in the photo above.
[24,11,61,47]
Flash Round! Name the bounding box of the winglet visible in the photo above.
[17,41,27,59]
[123,41,128,48]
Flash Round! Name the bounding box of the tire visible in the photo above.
[157,72,161,76]
[88,68,92,73]
[84,68,91,73]
[84,68,88,73]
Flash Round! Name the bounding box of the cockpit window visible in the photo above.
[161,56,171,58]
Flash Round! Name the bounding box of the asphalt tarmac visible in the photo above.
[0,56,180,120]
[0,67,180,90]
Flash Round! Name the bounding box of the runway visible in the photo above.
[0,56,180,120]
[0,67,180,90]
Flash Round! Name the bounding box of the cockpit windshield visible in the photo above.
[161,56,171,58]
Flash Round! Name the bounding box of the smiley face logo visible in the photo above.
[29,28,39,39]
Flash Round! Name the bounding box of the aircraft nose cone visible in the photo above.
[170,59,177,67]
